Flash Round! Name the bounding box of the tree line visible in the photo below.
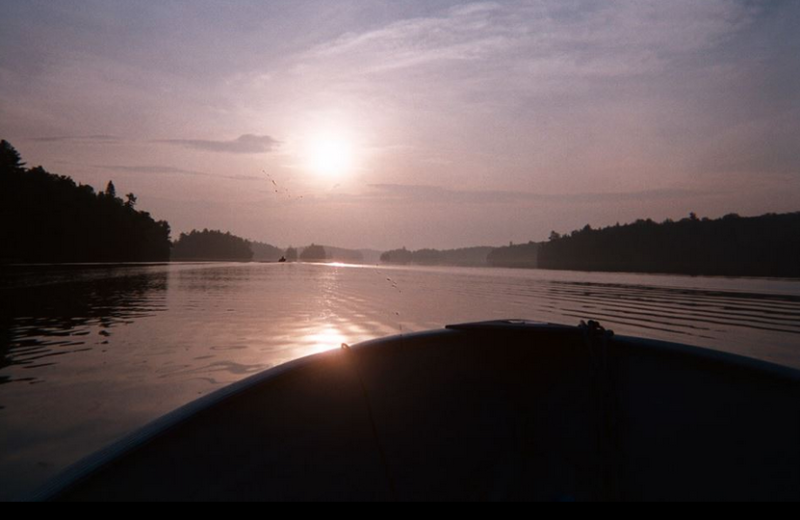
[380,247,495,267]
[0,140,365,265]
[487,242,539,269]
[476,213,800,277]
[379,213,800,277]
[0,140,306,264]
[537,213,800,277]
[378,244,539,269]
[0,140,171,263]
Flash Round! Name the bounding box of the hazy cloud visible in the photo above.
[366,184,702,206]
[97,165,206,176]
[29,135,123,144]
[2,1,797,248]
[157,134,280,154]
[94,164,265,182]
[298,0,754,81]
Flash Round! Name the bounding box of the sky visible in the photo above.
[1,0,799,250]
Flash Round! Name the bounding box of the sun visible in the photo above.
[306,136,355,178]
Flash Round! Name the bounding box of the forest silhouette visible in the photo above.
[536,214,800,277]
[379,215,800,277]
[0,141,171,263]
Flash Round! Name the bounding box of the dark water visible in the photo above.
[1,262,800,499]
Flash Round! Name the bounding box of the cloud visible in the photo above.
[296,2,513,76]
[296,0,753,82]
[93,164,265,182]
[365,184,702,206]
[157,134,280,154]
[98,165,207,176]
[28,135,123,144]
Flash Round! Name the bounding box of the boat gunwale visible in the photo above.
[27,320,800,501]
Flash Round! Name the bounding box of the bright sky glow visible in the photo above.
[1,0,798,249]
[306,134,356,179]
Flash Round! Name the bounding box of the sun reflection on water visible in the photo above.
[302,325,348,356]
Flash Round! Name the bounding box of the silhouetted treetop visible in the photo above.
[105,181,117,200]
[0,141,24,172]
[125,193,138,209]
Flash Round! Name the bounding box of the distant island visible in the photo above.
[0,140,171,263]
[300,244,327,262]
[172,230,255,262]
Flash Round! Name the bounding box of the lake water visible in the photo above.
[1,262,800,500]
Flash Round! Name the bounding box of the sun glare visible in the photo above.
[306,135,355,178]
[304,326,348,356]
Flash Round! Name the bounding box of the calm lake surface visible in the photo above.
[2,262,800,499]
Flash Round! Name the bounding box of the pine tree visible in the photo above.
[0,140,25,173]
[105,181,117,199]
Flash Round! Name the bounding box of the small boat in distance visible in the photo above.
[33,321,800,502]
[278,256,287,263]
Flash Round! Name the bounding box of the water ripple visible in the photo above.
[1,263,800,501]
